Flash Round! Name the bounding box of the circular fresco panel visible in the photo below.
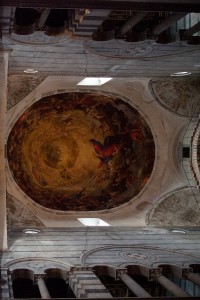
[7,92,155,211]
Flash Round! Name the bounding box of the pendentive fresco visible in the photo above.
[7,193,44,228]
[149,78,200,117]
[147,188,200,226]
[7,75,46,109]
[7,92,155,211]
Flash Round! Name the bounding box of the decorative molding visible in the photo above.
[115,42,154,58]
[192,121,200,188]
[28,262,47,269]
[6,32,68,45]
[81,245,200,267]
[3,257,72,272]
[85,40,155,59]
[69,266,93,274]
[118,250,157,264]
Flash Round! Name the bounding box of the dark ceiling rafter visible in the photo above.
[1,1,200,12]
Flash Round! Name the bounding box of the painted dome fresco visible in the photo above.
[7,92,155,211]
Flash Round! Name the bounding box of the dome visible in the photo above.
[7,92,155,211]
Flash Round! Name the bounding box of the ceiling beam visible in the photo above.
[1,1,200,12]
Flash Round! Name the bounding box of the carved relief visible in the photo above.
[28,263,47,269]
[116,268,128,280]
[147,187,200,226]
[119,250,157,264]
[116,42,154,57]
[85,41,155,58]
[69,267,93,275]
[182,268,193,278]
[149,78,200,117]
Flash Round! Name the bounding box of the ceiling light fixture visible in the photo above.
[170,71,191,77]
[23,229,40,234]
[24,68,38,74]
[78,218,110,227]
[170,229,188,234]
[77,77,112,86]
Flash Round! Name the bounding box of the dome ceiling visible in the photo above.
[7,92,155,211]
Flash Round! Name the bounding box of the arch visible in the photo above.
[12,268,34,281]
[93,265,118,279]
[81,245,200,268]
[3,257,72,273]
[11,268,40,299]
[45,268,67,281]
[45,268,76,299]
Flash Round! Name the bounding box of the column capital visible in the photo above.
[182,267,193,278]
[149,268,162,281]
[0,46,12,53]
[34,274,46,284]
[116,268,128,280]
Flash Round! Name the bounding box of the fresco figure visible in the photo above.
[90,136,120,168]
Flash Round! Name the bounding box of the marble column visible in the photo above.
[150,269,191,297]
[120,272,151,298]
[184,21,200,39]
[68,267,112,298]
[36,276,51,299]
[184,270,200,287]
[120,12,148,36]
[0,49,9,250]
[151,12,187,35]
